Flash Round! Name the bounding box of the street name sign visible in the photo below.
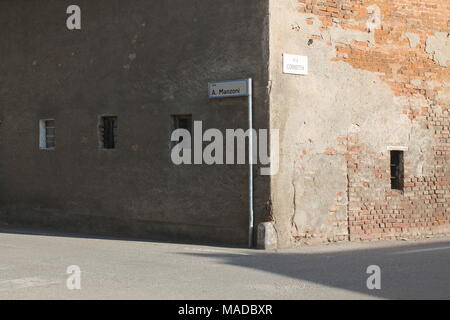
[283,54,308,75]
[208,79,249,99]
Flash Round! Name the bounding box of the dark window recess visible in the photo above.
[100,116,117,149]
[390,151,404,191]
[172,114,192,145]
[45,120,55,149]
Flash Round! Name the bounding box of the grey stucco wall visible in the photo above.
[0,0,270,246]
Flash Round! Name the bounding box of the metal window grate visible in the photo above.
[173,115,192,132]
[44,120,55,149]
[171,114,192,145]
[390,150,404,191]
[100,116,117,149]
[39,119,55,150]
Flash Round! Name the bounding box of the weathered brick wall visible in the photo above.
[297,0,450,242]
[269,0,449,247]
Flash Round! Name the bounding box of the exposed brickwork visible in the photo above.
[298,0,450,242]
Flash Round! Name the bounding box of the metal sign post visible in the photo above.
[208,78,254,248]
[247,78,254,249]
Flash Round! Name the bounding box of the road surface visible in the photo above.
[0,231,449,299]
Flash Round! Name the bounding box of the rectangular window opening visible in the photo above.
[39,119,55,150]
[390,150,404,191]
[171,114,192,148]
[100,116,117,149]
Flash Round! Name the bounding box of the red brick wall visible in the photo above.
[299,0,450,241]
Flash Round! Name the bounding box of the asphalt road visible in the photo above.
[0,231,449,299]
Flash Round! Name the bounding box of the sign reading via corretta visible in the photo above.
[283,54,308,75]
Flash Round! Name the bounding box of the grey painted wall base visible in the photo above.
[257,222,277,250]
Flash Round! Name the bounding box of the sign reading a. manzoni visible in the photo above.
[208,79,249,99]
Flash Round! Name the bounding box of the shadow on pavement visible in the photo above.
[179,240,450,300]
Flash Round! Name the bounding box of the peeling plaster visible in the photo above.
[405,32,420,49]
[366,5,382,34]
[426,32,450,67]
[436,84,450,105]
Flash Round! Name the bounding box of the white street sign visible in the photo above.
[208,79,249,99]
[283,54,308,75]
